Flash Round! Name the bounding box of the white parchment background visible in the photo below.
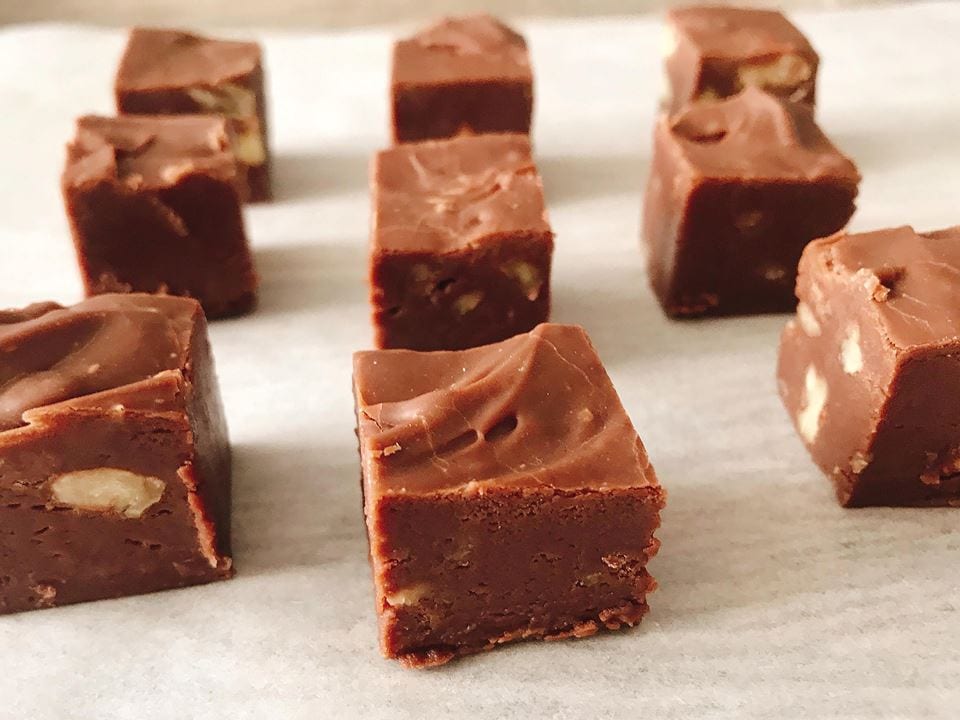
[0,4,959,718]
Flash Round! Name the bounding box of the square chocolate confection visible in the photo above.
[370,132,553,351]
[779,226,960,507]
[62,114,258,319]
[392,14,533,143]
[664,6,818,113]
[115,27,272,202]
[354,323,665,667]
[643,87,860,318]
[0,294,232,614]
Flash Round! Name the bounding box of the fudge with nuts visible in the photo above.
[62,114,258,319]
[115,27,272,202]
[0,294,232,614]
[391,14,533,143]
[779,225,960,507]
[354,323,665,667]
[369,132,553,351]
[643,87,859,318]
[664,6,818,113]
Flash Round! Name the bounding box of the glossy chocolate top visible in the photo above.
[393,14,531,86]
[116,27,261,91]
[0,294,199,431]
[373,133,550,254]
[668,6,815,59]
[354,323,658,496]
[800,225,960,350]
[63,114,237,189]
[663,87,860,181]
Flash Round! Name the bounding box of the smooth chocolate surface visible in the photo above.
[115,27,272,202]
[62,114,258,318]
[779,225,960,507]
[391,15,533,143]
[354,324,664,667]
[370,133,553,350]
[643,87,859,317]
[665,6,818,112]
[0,294,232,614]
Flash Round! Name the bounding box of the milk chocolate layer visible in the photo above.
[370,133,553,350]
[62,114,258,319]
[665,6,818,112]
[778,225,960,506]
[115,27,272,202]
[354,324,664,667]
[0,294,232,614]
[643,88,859,317]
[391,15,533,143]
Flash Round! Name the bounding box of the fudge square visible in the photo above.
[643,87,859,318]
[115,27,272,202]
[370,133,553,351]
[779,226,960,507]
[62,114,258,319]
[664,6,818,113]
[392,14,533,143]
[353,323,665,667]
[0,294,232,614]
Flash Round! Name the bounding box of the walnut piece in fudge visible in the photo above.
[0,294,232,614]
[370,133,553,350]
[643,87,859,318]
[354,324,665,667]
[115,27,272,202]
[62,114,258,319]
[778,226,960,507]
[392,14,533,143]
[664,6,818,113]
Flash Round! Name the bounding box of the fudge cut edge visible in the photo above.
[0,295,232,613]
[354,323,665,666]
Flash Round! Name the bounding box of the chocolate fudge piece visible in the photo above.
[354,324,665,667]
[643,88,859,318]
[778,226,960,507]
[0,294,232,614]
[115,27,272,202]
[392,14,533,143]
[664,6,818,113]
[370,133,553,350]
[62,114,258,319]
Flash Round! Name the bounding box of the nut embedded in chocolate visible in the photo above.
[115,27,272,202]
[778,225,960,507]
[370,132,554,351]
[353,323,665,667]
[391,14,533,143]
[0,294,233,614]
[664,6,819,113]
[61,114,259,319]
[642,87,860,318]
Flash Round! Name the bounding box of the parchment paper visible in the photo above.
[0,5,959,717]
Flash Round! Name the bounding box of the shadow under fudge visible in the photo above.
[253,241,366,317]
[537,154,647,204]
[271,151,368,202]
[230,443,364,575]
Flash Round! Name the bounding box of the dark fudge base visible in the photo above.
[371,234,552,351]
[369,486,664,668]
[645,180,857,318]
[392,80,533,144]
